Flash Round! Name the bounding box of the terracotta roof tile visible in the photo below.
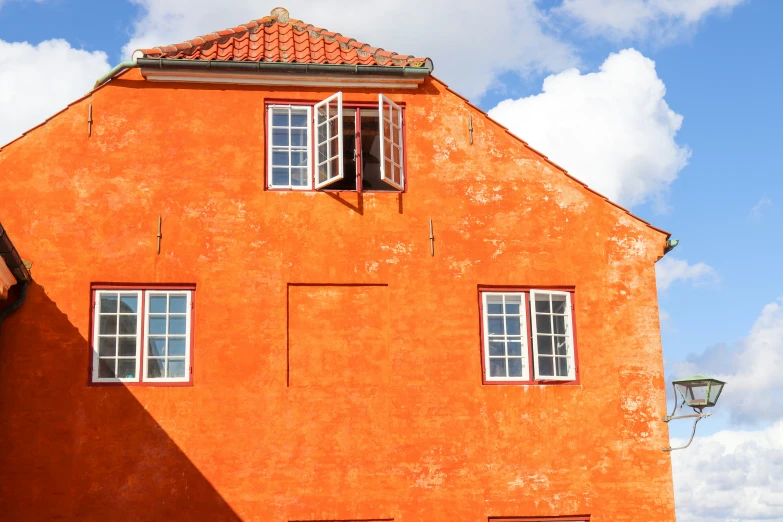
[136,7,431,69]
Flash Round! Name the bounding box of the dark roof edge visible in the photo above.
[0,223,31,283]
[135,58,433,76]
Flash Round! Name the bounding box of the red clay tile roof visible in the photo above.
[135,7,432,70]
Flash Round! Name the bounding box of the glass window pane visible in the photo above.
[488,340,505,356]
[147,358,164,378]
[149,296,167,314]
[291,128,307,147]
[538,356,554,377]
[508,358,523,377]
[505,317,521,336]
[117,359,136,379]
[329,158,340,179]
[553,315,566,335]
[169,295,187,314]
[168,337,187,356]
[318,142,328,164]
[291,168,308,186]
[272,168,289,186]
[507,341,522,356]
[535,294,550,313]
[538,335,553,354]
[488,317,504,335]
[272,109,289,127]
[552,295,567,314]
[556,357,569,377]
[119,337,137,356]
[555,336,569,355]
[100,294,118,313]
[119,315,137,335]
[291,151,307,167]
[98,337,116,357]
[119,295,137,313]
[169,317,186,335]
[148,337,166,357]
[504,295,521,314]
[489,358,506,377]
[328,103,338,119]
[272,128,289,146]
[291,109,308,127]
[149,316,166,335]
[168,359,186,378]
[272,150,289,167]
[98,358,115,379]
[536,314,552,334]
[99,316,117,335]
[486,295,502,314]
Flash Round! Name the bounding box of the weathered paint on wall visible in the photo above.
[0,69,675,521]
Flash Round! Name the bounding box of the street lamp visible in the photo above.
[662,374,726,452]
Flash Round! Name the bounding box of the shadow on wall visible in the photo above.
[0,282,242,521]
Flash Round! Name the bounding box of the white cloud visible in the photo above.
[749,197,772,220]
[671,298,783,425]
[122,0,577,100]
[488,49,690,208]
[672,421,783,522]
[656,256,717,291]
[0,39,110,147]
[557,0,746,40]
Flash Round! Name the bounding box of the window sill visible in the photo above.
[88,380,194,388]
[482,379,581,386]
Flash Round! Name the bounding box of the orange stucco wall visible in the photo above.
[0,69,674,521]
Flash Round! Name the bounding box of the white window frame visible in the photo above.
[378,94,404,191]
[314,92,344,189]
[92,290,143,384]
[143,290,193,384]
[482,292,531,382]
[267,105,313,190]
[530,290,576,381]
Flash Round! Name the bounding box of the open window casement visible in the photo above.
[378,94,404,190]
[530,290,576,381]
[314,92,344,189]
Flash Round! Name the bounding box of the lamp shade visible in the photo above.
[673,374,725,409]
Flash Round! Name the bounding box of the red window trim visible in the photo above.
[478,285,580,386]
[489,516,591,521]
[88,283,196,387]
[264,98,408,194]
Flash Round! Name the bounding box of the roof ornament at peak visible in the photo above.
[270,7,290,24]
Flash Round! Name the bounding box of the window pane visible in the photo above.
[272,150,289,167]
[148,337,166,357]
[317,122,328,142]
[552,295,567,314]
[291,151,307,167]
[318,142,328,164]
[508,358,523,377]
[117,359,136,379]
[169,296,187,314]
[291,109,308,127]
[553,315,566,334]
[538,356,554,377]
[119,337,137,356]
[329,136,339,159]
[507,341,522,356]
[98,358,116,379]
[272,128,289,146]
[328,103,338,119]
[486,295,502,314]
[536,314,551,334]
[489,358,506,377]
[169,317,186,335]
[538,335,553,354]
[100,294,118,313]
[488,317,504,335]
[272,110,289,127]
[504,296,521,314]
[98,337,116,357]
[535,294,550,313]
[149,316,166,335]
[488,340,504,356]
[99,316,117,335]
[291,128,307,147]
[119,295,138,313]
[168,337,186,356]
[555,336,569,355]
[168,359,186,378]
[147,358,164,378]
[149,296,167,314]
[505,317,521,336]
[272,168,289,186]
[291,168,308,186]
[329,158,340,179]
[556,357,569,377]
[119,315,137,335]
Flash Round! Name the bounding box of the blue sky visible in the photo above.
[1,1,781,520]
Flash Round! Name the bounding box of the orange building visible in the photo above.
[0,8,677,521]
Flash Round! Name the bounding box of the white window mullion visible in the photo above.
[143,290,192,384]
[92,290,142,384]
[530,290,575,381]
[483,292,529,382]
[314,92,344,189]
[378,94,404,191]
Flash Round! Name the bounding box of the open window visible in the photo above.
[314,92,344,189]
[379,94,404,190]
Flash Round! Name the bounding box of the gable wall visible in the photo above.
[0,69,674,521]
